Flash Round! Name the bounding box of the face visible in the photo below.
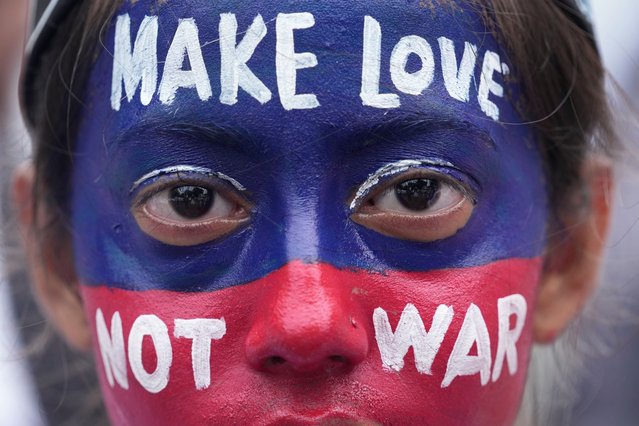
[72,1,548,424]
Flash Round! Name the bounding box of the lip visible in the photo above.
[264,411,381,426]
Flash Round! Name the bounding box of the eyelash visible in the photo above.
[129,165,247,194]
[134,177,223,209]
[349,165,476,211]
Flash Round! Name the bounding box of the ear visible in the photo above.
[12,164,91,351]
[534,156,613,343]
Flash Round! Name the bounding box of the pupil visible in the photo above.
[395,179,440,211]
[169,186,214,219]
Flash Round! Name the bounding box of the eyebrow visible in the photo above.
[113,119,261,156]
[339,113,497,154]
[112,112,496,161]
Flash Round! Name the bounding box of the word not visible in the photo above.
[96,310,226,393]
[374,293,527,387]
[111,13,509,119]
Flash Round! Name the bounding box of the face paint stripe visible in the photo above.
[74,4,547,293]
[79,258,540,297]
[76,249,544,291]
[82,257,539,425]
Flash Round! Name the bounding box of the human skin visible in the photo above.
[72,1,548,424]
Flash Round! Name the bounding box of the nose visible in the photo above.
[245,261,369,376]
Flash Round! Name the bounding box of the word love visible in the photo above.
[112,13,509,119]
[374,294,527,387]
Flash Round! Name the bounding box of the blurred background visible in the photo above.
[0,1,46,425]
[0,0,638,425]
[569,0,639,424]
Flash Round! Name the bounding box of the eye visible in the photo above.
[132,179,250,246]
[351,171,474,242]
[152,185,227,220]
[375,178,458,214]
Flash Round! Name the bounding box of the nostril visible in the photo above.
[264,356,286,368]
[259,354,354,375]
[329,355,347,364]
[325,355,353,375]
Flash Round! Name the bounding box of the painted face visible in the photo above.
[73,1,548,425]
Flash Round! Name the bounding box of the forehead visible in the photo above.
[117,0,492,47]
[80,0,525,144]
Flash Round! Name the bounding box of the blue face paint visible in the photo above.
[73,0,547,291]
[72,2,549,424]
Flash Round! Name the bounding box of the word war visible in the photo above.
[95,294,527,393]
[374,293,527,387]
[112,13,509,119]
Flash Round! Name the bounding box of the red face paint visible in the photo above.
[73,1,548,424]
[82,258,540,425]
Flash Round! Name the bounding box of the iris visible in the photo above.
[169,186,214,219]
[395,178,440,211]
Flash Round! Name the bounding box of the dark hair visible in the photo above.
[25,1,122,237]
[484,1,613,210]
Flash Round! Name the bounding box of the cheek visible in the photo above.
[81,258,541,426]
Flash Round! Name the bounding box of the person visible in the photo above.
[12,0,616,424]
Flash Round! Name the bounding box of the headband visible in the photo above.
[22,0,77,127]
[21,0,597,128]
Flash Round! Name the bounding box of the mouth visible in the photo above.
[265,412,381,426]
